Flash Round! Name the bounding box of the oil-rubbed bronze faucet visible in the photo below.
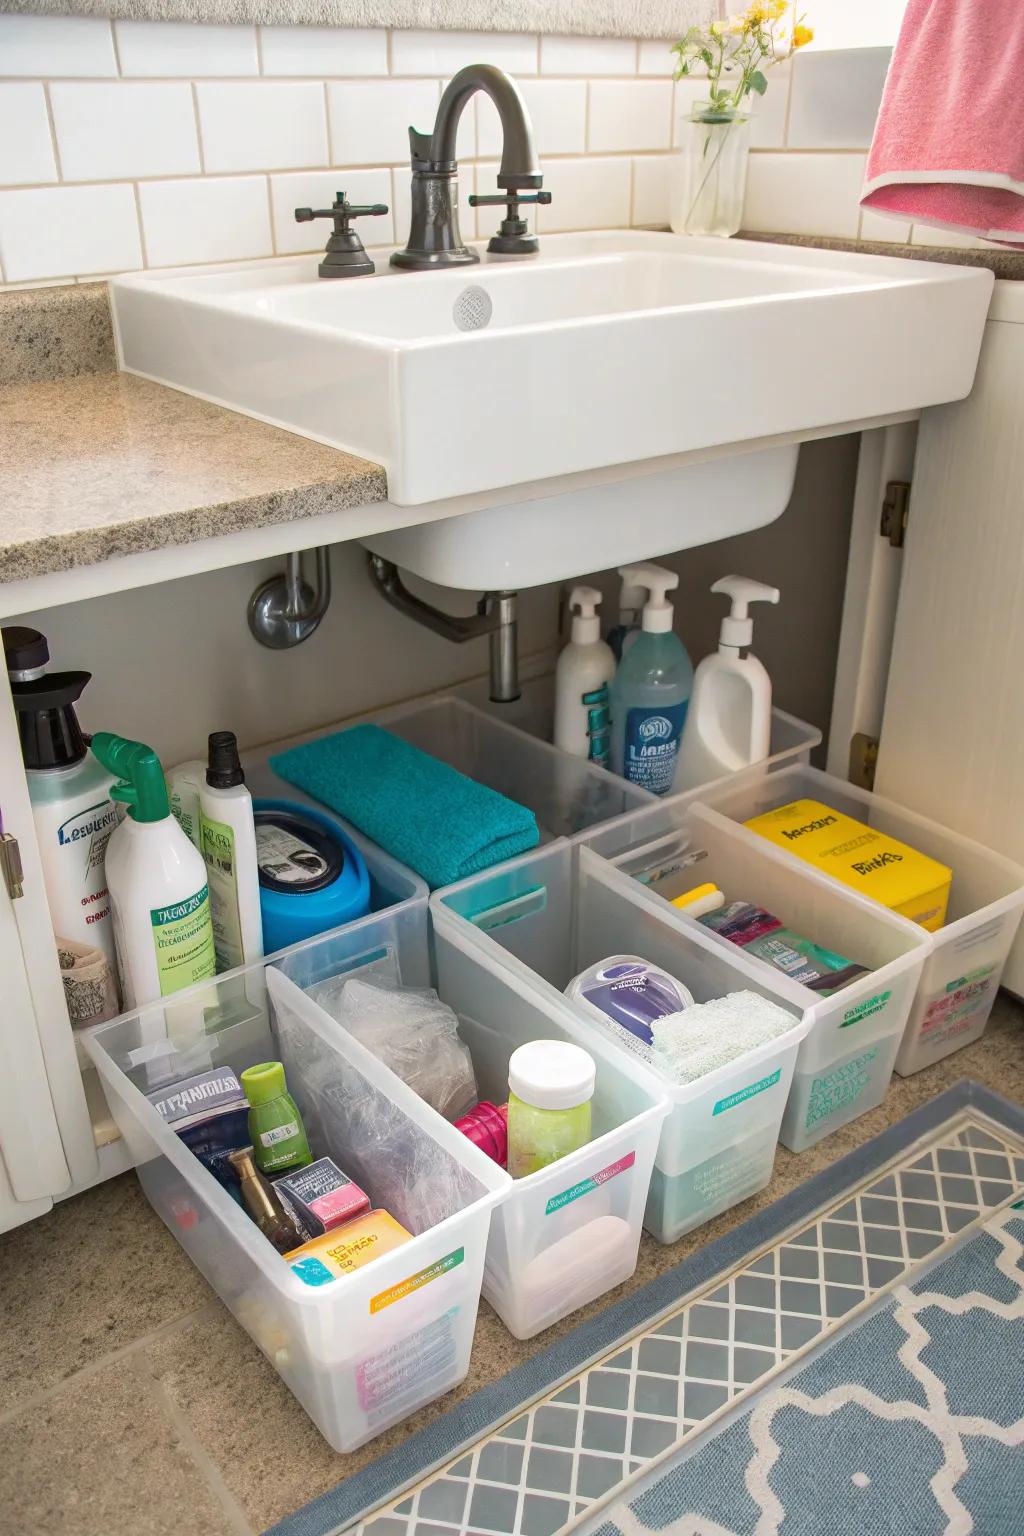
[295,191,389,278]
[391,64,550,271]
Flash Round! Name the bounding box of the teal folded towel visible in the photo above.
[270,724,540,890]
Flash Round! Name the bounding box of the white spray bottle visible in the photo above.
[674,575,780,791]
[554,586,616,765]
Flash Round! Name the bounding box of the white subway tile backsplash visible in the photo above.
[588,80,672,153]
[743,152,867,237]
[50,83,200,182]
[632,156,671,226]
[637,40,677,77]
[115,21,259,77]
[477,79,586,158]
[139,176,271,266]
[536,156,632,232]
[749,67,790,150]
[540,36,636,76]
[909,222,996,250]
[259,26,387,77]
[197,81,327,172]
[788,48,890,150]
[671,79,712,145]
[0,184,141,281]
[391,30,536,77]
[859,206,910,243]
[0,85,57,187]
[328,79,439,167]
[271,168,393,253]
[0,15,117,77]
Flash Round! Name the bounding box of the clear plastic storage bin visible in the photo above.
[579,707,822,860]
[591,801,932,1152]
[434,842,809,1244]
[84,913,505,1453]
[700,765,1024,1077]
[260,694,654,845]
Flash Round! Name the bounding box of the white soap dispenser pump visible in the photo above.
[554,585,616,765]
[674,574,780,791]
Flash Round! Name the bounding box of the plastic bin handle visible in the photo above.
[464,885,547,932]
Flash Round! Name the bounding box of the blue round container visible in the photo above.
[254,798,371,954]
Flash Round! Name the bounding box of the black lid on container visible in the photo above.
[10,672,91,769]
[207,730,245,789]
[3,626,49,674]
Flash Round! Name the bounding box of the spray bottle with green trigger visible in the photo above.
[90,732,217,1010]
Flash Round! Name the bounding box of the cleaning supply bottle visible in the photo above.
[166,759,205,851]
[240,1061,313,1177]
[607,572,646,661]
[609,564,694,795]
[90,732,217,1009]
[675,575,780,791]
[553,586,616,765]
[3,627,119,974]
[506,1039,595,1178]
[199,731,263,972]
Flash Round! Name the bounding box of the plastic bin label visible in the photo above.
[545,1151,636,1215]
[919,968,996,1048]
[804,1046,879,1129]
[713,1068,782,1116]
[370,1248,464,1314]
[357,1307,460,1415]
[840,989,892,1028]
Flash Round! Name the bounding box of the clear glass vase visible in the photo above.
[670,105,752,238]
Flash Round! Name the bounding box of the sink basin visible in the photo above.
[111,231,993,507]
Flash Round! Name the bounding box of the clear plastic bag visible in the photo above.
[309,973,479,1122]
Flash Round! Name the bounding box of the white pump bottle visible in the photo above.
[674,575,780,791]
[554,585,616,765]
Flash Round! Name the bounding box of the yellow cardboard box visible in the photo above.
[743,797,951,931]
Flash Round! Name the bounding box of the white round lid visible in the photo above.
[508,1039,596,1111]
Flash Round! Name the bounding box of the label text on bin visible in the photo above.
[713,1069,782,1116]
[369,1248,464,1314]
[545,1151,636,1215]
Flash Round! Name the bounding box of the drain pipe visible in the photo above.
[368,554,520,702]
[248,548,332,649]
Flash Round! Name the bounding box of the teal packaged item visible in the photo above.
[700,900,868,996]
[254,799,370,953]
[609,564,694,796]
[269,724,539,889]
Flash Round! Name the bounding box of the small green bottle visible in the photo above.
[240,1062,313,1177]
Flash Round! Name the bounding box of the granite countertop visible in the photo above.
[0,284,387,586]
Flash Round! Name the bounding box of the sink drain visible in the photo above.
[453,285,492,331]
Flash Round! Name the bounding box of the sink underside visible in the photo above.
[110,231,993,507]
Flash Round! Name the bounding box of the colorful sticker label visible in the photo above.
[545,1151,636,1215]
[713,1068,782,1116]
[622,701,688,795]
[581,682,611,767]
[370,1248,465,1314]
[150,884,217,996]
[804,1045,879,1128]
[840,989,892,1028]
[260,1121,300,1147]
[201,815,243,971]
[357,1308,460,1419]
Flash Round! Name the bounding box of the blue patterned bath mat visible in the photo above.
[590,1204,1024,1536]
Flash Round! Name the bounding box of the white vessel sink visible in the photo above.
[111,231,993,507]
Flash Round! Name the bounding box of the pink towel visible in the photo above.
[862,0,1024,249]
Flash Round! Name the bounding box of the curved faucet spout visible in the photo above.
[431,64,541,188]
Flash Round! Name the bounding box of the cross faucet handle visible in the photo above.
[294,192,389,230]
[294,191,389,280]
[468,187,551,255]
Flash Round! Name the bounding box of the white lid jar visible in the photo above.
[508,1039,596,1110]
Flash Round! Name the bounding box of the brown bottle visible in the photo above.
[229,1146,307,1256]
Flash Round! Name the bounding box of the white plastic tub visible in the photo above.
[701,765,1024,1077]
[578,706,822,859]
[596,802,932,1152]
[84,913,505,1453]
[435,842,809,1244]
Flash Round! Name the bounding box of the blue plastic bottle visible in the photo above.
[610,563,694,795]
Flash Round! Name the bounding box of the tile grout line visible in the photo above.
[0,1300,222,1431]
[134,1349,257,1536]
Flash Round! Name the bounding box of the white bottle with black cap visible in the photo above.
[199,731,263,971]
[675,575,780,790]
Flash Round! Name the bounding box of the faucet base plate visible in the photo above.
[390,246,480,271]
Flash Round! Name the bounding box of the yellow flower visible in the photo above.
[791,22,814,47]
[710,18,724,37]
[767,0,788,17]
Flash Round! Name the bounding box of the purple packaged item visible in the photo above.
[566,955,694,1059]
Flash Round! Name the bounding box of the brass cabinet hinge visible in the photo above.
[881,480,911,548]
[849,733,879,792]
[0,833,24,900]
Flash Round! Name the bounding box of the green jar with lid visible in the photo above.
[506,1039,595,1179]
[241,1061,312,1177]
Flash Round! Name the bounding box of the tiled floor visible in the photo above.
[359,1116,1024,1536]
[0,998,1021,1536]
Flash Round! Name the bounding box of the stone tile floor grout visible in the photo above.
[1,999,1021,1535]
